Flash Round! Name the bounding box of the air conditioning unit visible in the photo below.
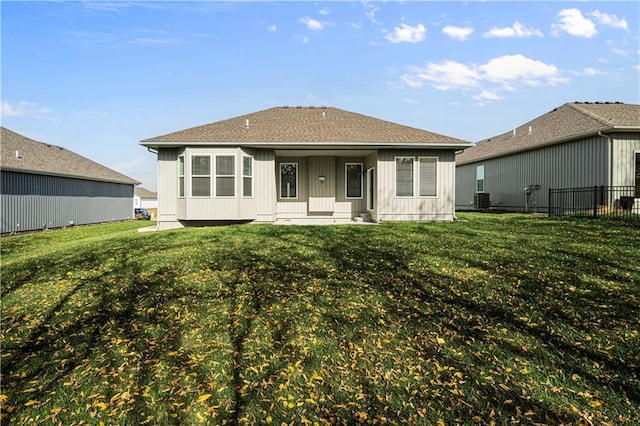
[474,192,490,209]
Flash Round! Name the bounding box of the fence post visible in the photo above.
[548,188,553,216]
[593,186,598,217]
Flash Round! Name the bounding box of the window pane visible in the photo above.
[192,156,210,176]
[192,177,210,197]
[280,163,297,198]
[178,156,184,175]
[419,157,437,197]
[178,177,184,197]
[216,156,235,176]
[346,164,362,198]
[243,177,252,197]
[243,156,252,176]
[216,177,234,197]
[396,157,413,197]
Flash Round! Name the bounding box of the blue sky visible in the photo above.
[2,1,638,191]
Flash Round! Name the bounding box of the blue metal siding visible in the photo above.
[1,171,134,233]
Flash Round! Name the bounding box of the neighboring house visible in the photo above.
[134,187,158,210]
[456,102,640,212]
[140,106,471,229]
[1,127,139,233]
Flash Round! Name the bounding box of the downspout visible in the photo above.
[598,131,613,187]
[147,147,158,155]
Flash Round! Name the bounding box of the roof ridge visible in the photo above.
[564,102,613,128]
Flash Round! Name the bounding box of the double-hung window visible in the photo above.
[395,157,414,197]
[418,157,437,197]
[178,155,185,197]
[243,156,253,198]
[345,163,363,199]
[191,155,211,197]
[280,163,297,198]
[216,155,235,197]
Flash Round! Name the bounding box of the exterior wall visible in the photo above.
[610,132,640,187]
[179,147,256,221]
[456,136,609,212]
[275,155,370,220]
[1,171,134,233]
[376,149,456,221]
[254,149,277,222]
[157,148,181,229]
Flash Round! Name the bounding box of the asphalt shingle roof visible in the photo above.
[135,187,157,198]
[1,127,139,185]
[456,102,640,165]
[141,106,470,146]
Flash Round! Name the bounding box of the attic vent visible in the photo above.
[15,150,22,160]
[283,106,289,108]
[296,106,303,109]
[245,119,250,129]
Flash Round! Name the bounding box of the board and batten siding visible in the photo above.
[157,148,180,229]
[376,150,456,221]
[455,135,609,211]
[1,171,134,233]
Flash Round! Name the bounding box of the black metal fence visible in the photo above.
[549,186,639,220]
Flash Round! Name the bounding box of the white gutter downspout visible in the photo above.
[598,131,613,187]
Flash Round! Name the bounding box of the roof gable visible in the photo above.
[1,127,139,185]
[456,102,640,165]
[141,106,470,147]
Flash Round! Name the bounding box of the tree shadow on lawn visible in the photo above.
[316,226,639,423]
[2,235,233,424]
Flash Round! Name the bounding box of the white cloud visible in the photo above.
[580,67,607,76]
[2,100,54,120]
[362,1,380,25]
[300,17,325,32]
[385,23,426,43]
[266,24,277,32]
[404,61,480,90]
[442,26,474,41]
[318,8,330,16]
[480,54,567,87]
[350,22,362,30]
[298,35,310,44]
[401,54,568,99]
[474,90,502,102]
[483,21,543,38]
[552,8,597,38]
[592,10,628,30]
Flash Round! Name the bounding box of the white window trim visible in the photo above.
[242,155,253,199]
[367,167,375,211]
[215,154,236,198]
[345,163,364,199]
[395,156,415,198]
[178,155,185,198]
[418,156,438,198]
[190,154,212,198]
[280,162,298,199]
[476,165,485,193]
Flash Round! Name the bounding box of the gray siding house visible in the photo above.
[456,102,640,212]
[1,127,139,233]
[141,106,471,229]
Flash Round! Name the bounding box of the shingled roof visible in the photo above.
[141,106,470,148]
[456,102,640,166]
[1,127,139,185]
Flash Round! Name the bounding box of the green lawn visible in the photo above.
[1,214,639,425]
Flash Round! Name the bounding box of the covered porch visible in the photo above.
[273,150,377,223]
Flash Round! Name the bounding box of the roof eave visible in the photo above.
[456,125,638,166]
[0,167,140,186]
[140,140,473,150]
